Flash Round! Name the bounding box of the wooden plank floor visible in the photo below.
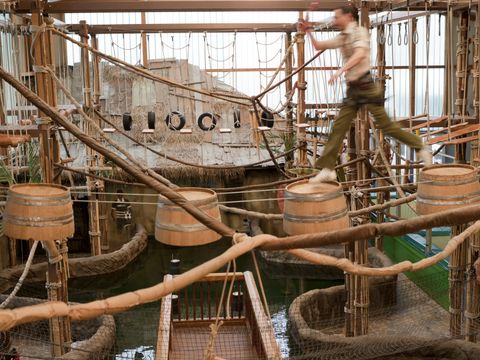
[170,322,259,359]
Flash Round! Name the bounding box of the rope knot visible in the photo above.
[232,232,250,245]
[350,186,364,199]
[204,320,224,359]
[295,81,307,90]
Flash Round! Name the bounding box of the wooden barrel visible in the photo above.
[4,183,74,241]
[417,164,480,215]
[283,180,349,235]
[155,188,221,246]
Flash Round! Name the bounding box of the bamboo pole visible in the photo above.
[475,5,480,117]
[455,11,469,163]
[465,232,480,342]
[449,224,468,337]
[344,194,355,337]
[284,31,294,165]
[31,4,70,355]
[375,22,387,252]
[90,33,109,251]
[140,13,149,69]
[296,12,308,166]
[353,5,371,337]
[80,20,102,256]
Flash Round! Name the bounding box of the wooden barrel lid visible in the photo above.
[10,183,68,197]
[176,188,215,201]
[286,180,341,195]
[421,164,478,183]
[158,187,217,205]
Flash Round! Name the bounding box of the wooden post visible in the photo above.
[465,232,479,342]
[90,34,109,251]
[80,20,102,256]
[474,6,480,117]
[141,12,149,69]
[449,224,468,337]
[455,11,469,162]
[31,2,71,355]
[295,12,308,166]
[353,3,370,337]
[32,9,54,184]
[408,18,417,181]
[344,196,355,337]
[284,32,294,165]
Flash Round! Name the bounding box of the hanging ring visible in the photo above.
[404,22,409,45]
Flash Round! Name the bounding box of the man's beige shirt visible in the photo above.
[322,21,370,82]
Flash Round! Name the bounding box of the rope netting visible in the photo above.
[0,271,478,359]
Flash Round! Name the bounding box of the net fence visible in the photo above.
[0,271,479,359]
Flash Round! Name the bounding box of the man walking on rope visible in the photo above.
[299,4,431,183]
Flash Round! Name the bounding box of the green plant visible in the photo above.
[27,141,41,183]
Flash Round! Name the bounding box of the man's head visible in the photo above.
[333,5,359,30]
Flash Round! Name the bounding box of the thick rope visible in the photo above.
[287,220,480,276]
[0,240,39,309]
[1,204,480,330]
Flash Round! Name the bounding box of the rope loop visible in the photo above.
[387,24,393,46]
[397,23,402,46]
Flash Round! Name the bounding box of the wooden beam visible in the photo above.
[243,271,280,359]
[16,0,347,13]
[140,13,149,69]
[67,23,298,34]
[428,124,480,145]
[443,134,480,145]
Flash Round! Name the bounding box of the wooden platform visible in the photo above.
[170,320,258,359]
[156,272,280,360]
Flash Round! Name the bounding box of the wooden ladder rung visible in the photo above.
[294,123,310,128]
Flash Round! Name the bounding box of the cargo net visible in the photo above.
[0,272,479,359]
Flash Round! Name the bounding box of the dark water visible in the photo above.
[68,237,341,359]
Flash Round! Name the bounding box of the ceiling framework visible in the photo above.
[12,0,472,14]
